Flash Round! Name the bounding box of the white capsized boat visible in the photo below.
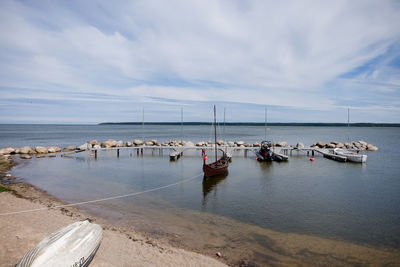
[334,148,367,163]
[17,220,102,267]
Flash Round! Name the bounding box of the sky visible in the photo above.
[0,0,400,124]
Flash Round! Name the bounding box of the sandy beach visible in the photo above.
[0,187,227,266]
[1,156,400,266]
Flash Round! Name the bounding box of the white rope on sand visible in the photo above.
[0,173,203,216]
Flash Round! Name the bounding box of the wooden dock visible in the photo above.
[60,144,358,163]
[170,148,186,160]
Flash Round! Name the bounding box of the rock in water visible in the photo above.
[367,144,379,151]
[90,140,99,146]
[77,143,89,150]
[316,141,326,148]
[276,141,288,147]
[63,146,76,152]
[0,147,15,155]
[101,139,117,148]
[19,146,36,154]
[116,141,124,147]
[133,139,143,146]
[35,146,48,154]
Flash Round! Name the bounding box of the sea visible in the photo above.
[1,124,400,265]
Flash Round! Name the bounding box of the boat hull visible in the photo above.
[203,157,228,177]
[17,220,102,267]
[334,148,367,163]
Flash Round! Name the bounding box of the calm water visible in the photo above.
[2,124,400,263]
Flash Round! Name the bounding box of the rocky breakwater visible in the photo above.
[309,140,378,151]
[0,146,62,159]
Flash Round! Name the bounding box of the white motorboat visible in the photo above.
[17,220,102,267]
[334,148,367,163]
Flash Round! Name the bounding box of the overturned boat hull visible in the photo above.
[17,220,102,267]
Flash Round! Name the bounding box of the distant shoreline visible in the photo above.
[99,122,400,127]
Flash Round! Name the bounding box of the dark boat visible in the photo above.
[255,141,274,161]
[203,106,229,177]
[256,140,288,162]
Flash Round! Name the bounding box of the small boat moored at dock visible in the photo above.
[255,141,288,162]
[334,148,367,163]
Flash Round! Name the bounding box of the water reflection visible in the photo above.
[202,172,228,207]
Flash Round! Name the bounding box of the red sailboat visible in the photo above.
[203,106,229,177]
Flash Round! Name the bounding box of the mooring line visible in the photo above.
[0,173,203,216]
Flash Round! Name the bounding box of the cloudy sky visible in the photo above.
[1,0,399,123]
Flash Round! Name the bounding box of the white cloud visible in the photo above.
[0,0,399,122]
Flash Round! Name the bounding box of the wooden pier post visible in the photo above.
[117,149,120,157]
[244,150,248,157]
[141,148,143,155]
[95,150,97,159]
[312,150,314,156]
[136,148,139,155]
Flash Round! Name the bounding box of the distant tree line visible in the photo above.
[99,122,400,127]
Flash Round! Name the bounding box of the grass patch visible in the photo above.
[0,184,10,192]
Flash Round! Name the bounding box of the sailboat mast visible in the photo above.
[181,107,183,144]
[264,107,267,140]
[142,107,144,142]
[214,105,217,162]
[223,107,226,139]
[347,108,350,142]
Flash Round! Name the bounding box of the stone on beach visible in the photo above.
[20,154,32,159]
[236,141,244,146]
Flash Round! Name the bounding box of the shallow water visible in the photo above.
[3,125,400,264]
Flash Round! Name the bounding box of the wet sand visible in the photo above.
[1,156,400,266]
